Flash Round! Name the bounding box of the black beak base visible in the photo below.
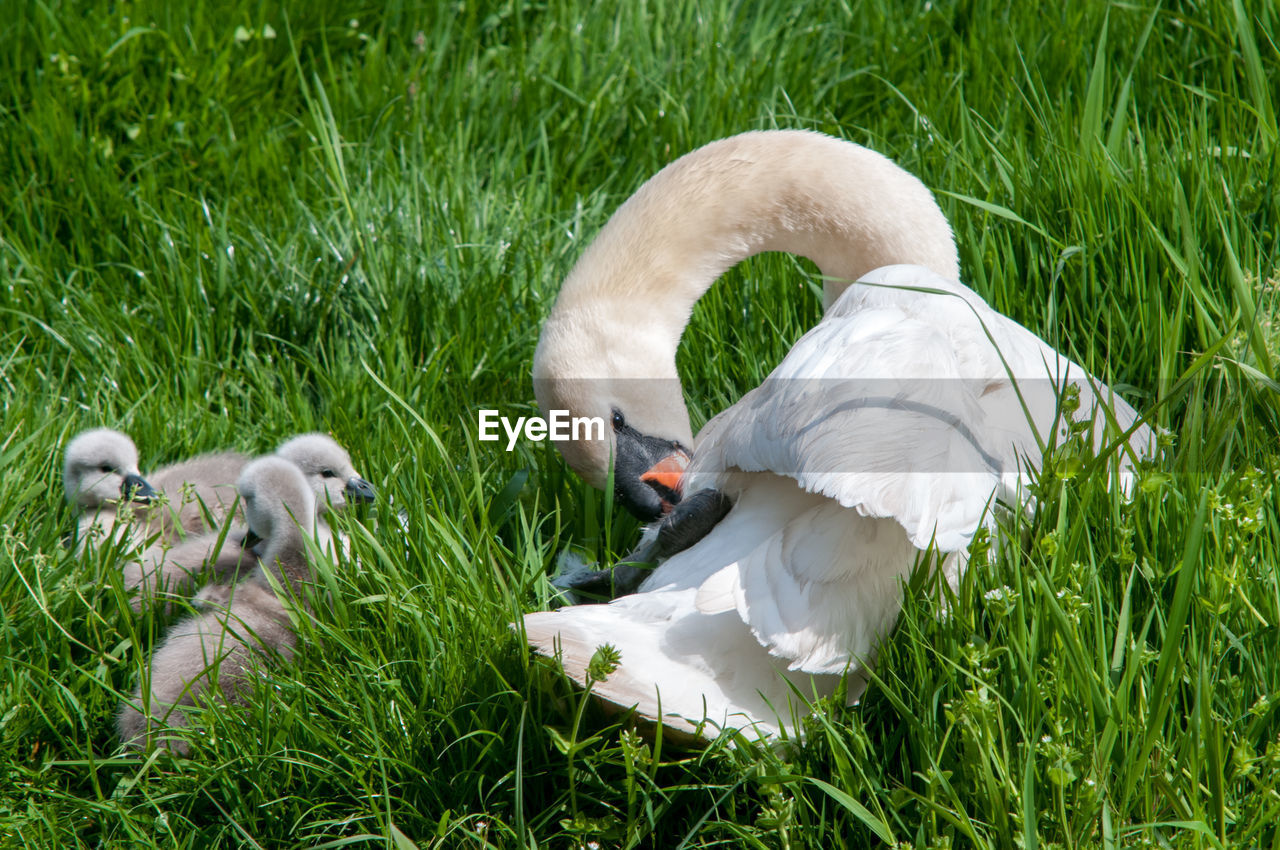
[613,427,685,523]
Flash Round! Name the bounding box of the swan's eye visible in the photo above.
[321,469,337,479]
[611,409,625,430]
[98,464,114,473]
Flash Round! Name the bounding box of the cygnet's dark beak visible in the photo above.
[345,476,377,504]
[121,473,157,504]
[614,426,690,522]
[242,528,264,551]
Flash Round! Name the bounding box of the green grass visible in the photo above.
[1,0,1278,846]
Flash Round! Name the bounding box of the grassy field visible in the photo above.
[2,0,1278,846]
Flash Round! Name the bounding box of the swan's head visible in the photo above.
[63,428,157,509]
[237,456,317,553]
[275,433,376,514]
[533,304,693,522]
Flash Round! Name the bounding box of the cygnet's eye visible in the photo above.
[321,469,338,479]
[611,409,625,430]
[98,464,114,473]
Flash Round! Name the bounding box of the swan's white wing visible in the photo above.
[693,495,922,674]
[674,265,1156,676]
[655,296,994,676]
[691,265,1157,543]
[689,300,1007,551]
[836,265,1157,470]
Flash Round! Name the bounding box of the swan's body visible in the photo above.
[526,130,1154,739]
[63,429,157,551]
[117,457,329,754]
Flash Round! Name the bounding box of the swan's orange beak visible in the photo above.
[640,449,690,498]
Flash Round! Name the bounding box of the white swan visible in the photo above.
[117,456,330,754]
[524,130,1155,739]
[63,429,157,551]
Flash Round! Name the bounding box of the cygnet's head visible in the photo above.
[274,433,376,513]
[237,456,317,555]
[63,428,157,510]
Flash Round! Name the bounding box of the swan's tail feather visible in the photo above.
[523,609,705,737]
[522,597,840,742]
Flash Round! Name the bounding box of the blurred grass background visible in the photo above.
[1,0,1278,846]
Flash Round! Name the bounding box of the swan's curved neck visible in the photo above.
[554,130,959,349]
